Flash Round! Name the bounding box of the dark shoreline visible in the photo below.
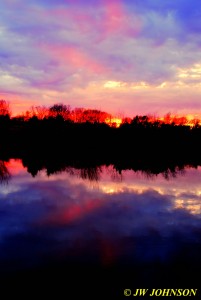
[1,117,201,298]
[1,116,201,180]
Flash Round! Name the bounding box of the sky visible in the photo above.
[1,0,201,117]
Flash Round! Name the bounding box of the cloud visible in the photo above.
[0,169,201,273]
[1,0,201,115]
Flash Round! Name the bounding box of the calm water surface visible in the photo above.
[1,160,201,297]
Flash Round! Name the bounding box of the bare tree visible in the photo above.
[49,103,71,120]
[0,100,11,117]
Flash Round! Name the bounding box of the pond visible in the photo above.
[0,159,201,298]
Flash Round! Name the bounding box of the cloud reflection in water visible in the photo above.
[0,161,201,278]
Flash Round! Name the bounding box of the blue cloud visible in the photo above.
[0,176,201,275]
[126,0,201,39]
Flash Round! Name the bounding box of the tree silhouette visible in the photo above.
[0,100,11,117]
[49,103,71,120]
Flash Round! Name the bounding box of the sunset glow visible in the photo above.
[158,114,201,127]
[105,117,122,127]
[7,100,201,128]
[1,0,201,116]
[1,1,201,293]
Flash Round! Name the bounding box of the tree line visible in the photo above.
[1,99,200,127]
[0,99,201,181]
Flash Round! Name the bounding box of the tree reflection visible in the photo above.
[65,166,102,181]
[106,166,123,182]
[0,161,11,184]
[80,167,102,181]
[0,156,195,185]
[18,156,194,182]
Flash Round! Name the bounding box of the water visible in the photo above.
[0,160,201,298]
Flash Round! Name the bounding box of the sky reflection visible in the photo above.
[0,160,201,279]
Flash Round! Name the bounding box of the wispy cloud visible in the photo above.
[1,0,201,115]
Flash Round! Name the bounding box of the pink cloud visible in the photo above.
[43,44,107,74]
[101,0,126,33]
[40,198,102,225]
[43,1,141,41]
[100,0,142,38]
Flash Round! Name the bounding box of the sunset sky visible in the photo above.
[1,0,201,117]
